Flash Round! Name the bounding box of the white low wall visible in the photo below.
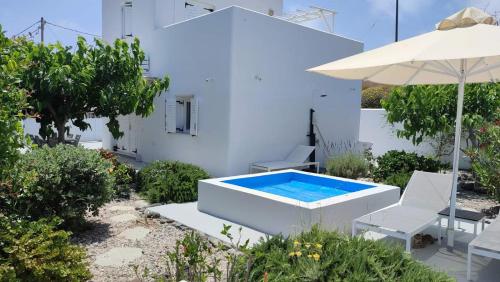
[23,118,104,142]
[359,109,470,168]
[359,109,434,157]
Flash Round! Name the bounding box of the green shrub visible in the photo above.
[1,145,114,229]
[467,122,500,202]
[111,162,136,198]
[98,149,136,198]
[137,161,209,203]
[361,86,392,108]
[373,150,443,182]
[384,172,412,192]
[0,215,91,281]
[326,153,369,179]
[243,226,452,281]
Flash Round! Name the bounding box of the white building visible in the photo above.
[102,0,363,176]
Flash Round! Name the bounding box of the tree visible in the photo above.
[382,83,500,150]
[21,37,169,142]
[0,26,28,178]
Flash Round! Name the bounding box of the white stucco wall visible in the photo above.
[227,8,363,174]
[23,118,104,142]
[359,109,470,168]
[101,3,363,176]
[154,0,283,28]
[132,7,234,176]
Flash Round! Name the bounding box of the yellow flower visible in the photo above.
[312,253,320,261]
[288,252,296,257]
[295,251,302,257]
[293,240,300,247]
[315,243,322,249]
[307,254,312,258]
[305,243,311,249]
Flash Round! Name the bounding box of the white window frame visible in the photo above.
[165,94,198,136]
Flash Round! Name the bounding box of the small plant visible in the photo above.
[384,172,412,192]
[0,215,91,281]
[137,161,209,203]
[99,149,136,198]
[1,145,114,230]
[164,231,222,282]
[326,153,369,179]
[373,150,443,183]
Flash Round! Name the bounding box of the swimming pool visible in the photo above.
[198,170,399,236]
[222,172,376,202]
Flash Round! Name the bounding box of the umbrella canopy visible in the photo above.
[309,7,500,85]
[308,7,500,248]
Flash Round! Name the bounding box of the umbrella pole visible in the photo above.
[447,59,466,249]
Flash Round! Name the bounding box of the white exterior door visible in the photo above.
[116,114,137,154]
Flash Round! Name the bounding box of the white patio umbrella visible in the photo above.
[308,7,500,248]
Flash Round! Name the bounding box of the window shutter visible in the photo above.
[190,97,198,136]
[166,96,176,133]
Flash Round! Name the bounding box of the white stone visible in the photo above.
[118,227,151,241]
[110,213,137,223]
[109,205,135,212]
[94,247,143,267]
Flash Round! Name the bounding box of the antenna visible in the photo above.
[280,6,337,33]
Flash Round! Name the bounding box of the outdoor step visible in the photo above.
[94,247,143,267]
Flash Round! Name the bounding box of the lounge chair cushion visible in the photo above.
[252,161,309,170]
[469,219,500,252]
[285,145,315,163]
[356,205,438,234]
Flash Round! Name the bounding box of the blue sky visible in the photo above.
[1,0,499,50]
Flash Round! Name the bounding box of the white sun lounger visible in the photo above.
[249,145,320,173]
[467,218,500,281]
[352,171,453,252]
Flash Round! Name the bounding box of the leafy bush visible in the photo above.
[373,150,443,183]
[467,122,500,202]
[361,86,392,108]
[135,225,451,281]
[384,172,412,192]
[326,153,369,179]
[1,145,114,229]
[99,149,136,198]
[0,215,91,281]
[243,226,452,281]
[137,161,209,203]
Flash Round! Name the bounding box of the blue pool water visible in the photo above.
[223,172,376,202]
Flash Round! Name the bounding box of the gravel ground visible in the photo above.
[74,187,498,281]
[72,194,228,282]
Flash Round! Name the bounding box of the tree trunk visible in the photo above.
[56,121,67,143]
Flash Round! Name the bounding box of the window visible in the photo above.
[166,95,198,136]
[121,1,133,38]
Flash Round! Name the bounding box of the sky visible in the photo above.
[1,0,500,50]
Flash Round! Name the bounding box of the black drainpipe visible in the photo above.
[308,108,316,164]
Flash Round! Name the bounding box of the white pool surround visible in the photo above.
[197,169,400,236]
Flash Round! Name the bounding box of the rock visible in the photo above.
[94,247,143,267]
[118,227,151,241]
[110,213,138,223]
[109,205,135,212]
[145,210,160,219]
